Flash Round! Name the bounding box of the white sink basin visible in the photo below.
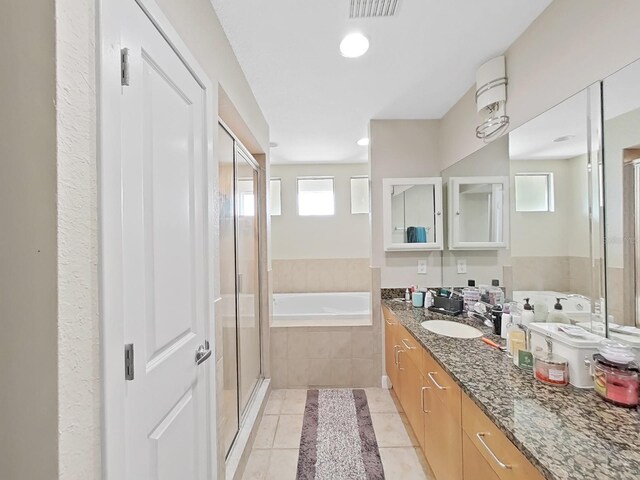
[421,320,483,339]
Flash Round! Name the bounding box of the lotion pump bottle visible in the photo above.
[547,298,570,324]
[521,298,535,325]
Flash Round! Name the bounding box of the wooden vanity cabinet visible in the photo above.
[461,395,544,480]
[422,352,463,480]
[382,307,545,480]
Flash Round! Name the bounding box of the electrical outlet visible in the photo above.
[417,260,427,274]
[456,259,467,274]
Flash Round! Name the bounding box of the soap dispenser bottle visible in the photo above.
[521,298,535,325]
[547,298,570,324]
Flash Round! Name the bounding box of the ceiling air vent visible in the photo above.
[349,0,400,18]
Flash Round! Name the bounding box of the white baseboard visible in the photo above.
[381,375,392,389]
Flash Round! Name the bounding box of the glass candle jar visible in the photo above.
[592,354,639,408]
[534,353,569,387]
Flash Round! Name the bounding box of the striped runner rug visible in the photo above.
[296,389,385,480]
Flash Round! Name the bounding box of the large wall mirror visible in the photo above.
[508,85,604,334]
[603,58,640,345]
[440,84,606,337]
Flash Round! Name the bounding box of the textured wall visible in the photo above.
[0,1,59,479]
[56,0,101,477]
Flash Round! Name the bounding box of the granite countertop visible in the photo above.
[383,298,640,480]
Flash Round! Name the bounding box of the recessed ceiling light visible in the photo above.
[269,142,279,148]
[357,137,370,146]
[553,135,576,143]
[340,33,369,58]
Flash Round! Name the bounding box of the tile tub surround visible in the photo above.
[272,258,371,293]
[270,325,382,389]
[383,299,640,480]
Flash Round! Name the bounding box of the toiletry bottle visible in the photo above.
[404,288,411,302]
[547,298,570,324]
[488,279,505,305]
[506,315,522,357]
[462,280,480,316]
[521,298,535,325]
[500,304,511,339]
[424,290,433,308]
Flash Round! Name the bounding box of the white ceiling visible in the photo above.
[509,57,640,162]
[212,0,552,164]
[508,90,590,161]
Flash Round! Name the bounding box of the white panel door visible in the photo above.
[121,2,210,479]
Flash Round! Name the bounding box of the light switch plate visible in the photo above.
[457,259,467,274]
[417,260,427,274]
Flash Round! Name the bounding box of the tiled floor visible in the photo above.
[241,388,432,480]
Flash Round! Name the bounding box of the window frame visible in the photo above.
[296,176,336,216]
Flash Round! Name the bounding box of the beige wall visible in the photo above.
[0,1,59,479]
[439,0,640,171]
[370,120,443,288]
[272,258,370,293]
[271,163,369,259]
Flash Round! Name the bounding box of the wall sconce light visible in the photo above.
[475,56,509,141]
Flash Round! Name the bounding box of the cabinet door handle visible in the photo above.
[397,349,405,370]
[401,338,416,350]
[393,345,400,366]
[384,316,396,326]
[476,432,511,470]
[421,386,430,413]
[427,371,448,390]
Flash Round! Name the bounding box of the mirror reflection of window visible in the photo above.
[270,178,282,216]
[350,176,370,214]
[391,184,435,243]
[297,177,335,216]
[515,173,554,212]
[237,178,256,217]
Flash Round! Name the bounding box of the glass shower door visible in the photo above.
[217,125,239,456]
[235,146,262,417]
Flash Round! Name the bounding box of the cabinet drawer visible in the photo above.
[423,350,461,423]
[397,324,423,375]
[462,395,544,480]
[463,432,500,480]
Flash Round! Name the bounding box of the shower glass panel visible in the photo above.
[235,147,262,417]
[217,124,239,457]
[218,122,263,458]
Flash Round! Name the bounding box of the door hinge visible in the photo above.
[121,48,130,86]
[124,343,135,381]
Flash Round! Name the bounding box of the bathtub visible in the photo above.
[272,292,372,327]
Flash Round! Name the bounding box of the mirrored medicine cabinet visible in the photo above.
[382,177,443,251]
[448,176,509,250]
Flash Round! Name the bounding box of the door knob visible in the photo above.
[195,340,212,365]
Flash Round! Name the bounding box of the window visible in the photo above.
[236,179,255,216]
[297,177,335,216]
[350,176,370,214]
[514,173,554,212]
[270,178,282,216]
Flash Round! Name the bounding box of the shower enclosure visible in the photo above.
[218,122,263,457]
